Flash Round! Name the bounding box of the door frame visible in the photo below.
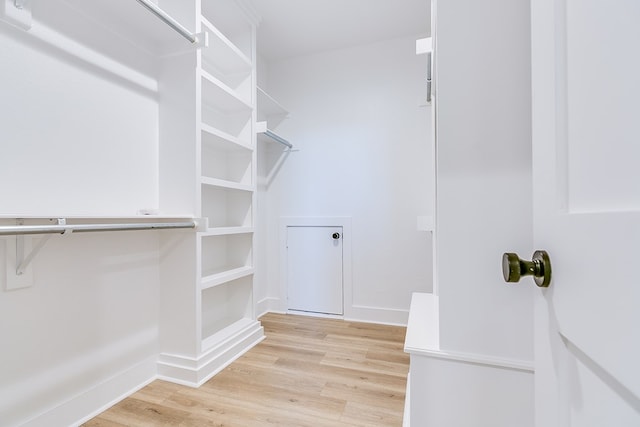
[279,217,352,317]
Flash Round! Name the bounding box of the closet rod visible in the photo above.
[0,221,196,236]
[135,0,197,44]
[264,130,293,149]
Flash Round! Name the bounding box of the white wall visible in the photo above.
[0,234,160,426]
[0,5,159,217]
[0,12,163,425]
[436,0,534,362]
[257,35,433,324]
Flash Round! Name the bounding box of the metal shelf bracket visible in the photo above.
[14,219,63,276]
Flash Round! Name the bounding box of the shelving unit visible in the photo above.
[157,0,263,387]
[196,0,262,383]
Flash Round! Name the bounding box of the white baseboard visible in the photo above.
[21,356,157,427]
[157,320,264,387]
[259,297,409,326]
[256,297,282,318]
[346,304,409,326]
[21,322,264,426]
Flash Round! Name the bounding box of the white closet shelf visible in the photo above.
[200,226,254,237]
[201,317,256,352]
[201,70,253,113]
[201,17,251,75]
[201,177,254,192]
[201,124,252,152]
[201,265,254,291]
[0,214,195,220]
[257,87,289,118]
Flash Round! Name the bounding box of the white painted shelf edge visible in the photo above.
[201,69,253,111]
[201,123,253,151]
[404,292,440,353]
[201,265,254,291]
[0,214,196,220]
[201,177,254,192]
[200,226,254,236]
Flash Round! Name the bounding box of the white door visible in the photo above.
[287,226,343,315]
[531,0,640,425]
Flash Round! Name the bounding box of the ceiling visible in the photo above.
[250,0,430,61]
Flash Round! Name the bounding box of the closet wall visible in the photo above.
[0,1,261,425]
[257,34,433,324]
[0,7,164,427]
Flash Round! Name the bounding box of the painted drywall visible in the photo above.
[257,35,433,323]
[436,0,534,361]
[0,19,162,425]
[0,12,159,217]
[0,233,160,426]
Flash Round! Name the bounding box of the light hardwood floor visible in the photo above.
[84,313,409,426]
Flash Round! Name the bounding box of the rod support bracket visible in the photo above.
[195,31,208,48]
[16,233,52,276]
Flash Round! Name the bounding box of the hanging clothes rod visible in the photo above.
[135,0,197,44]
[0,220,196,237]
[263,129,293,149]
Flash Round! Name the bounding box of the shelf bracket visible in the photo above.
[195,31,208,49]
[15,233,51,276]
[14,219,65,276]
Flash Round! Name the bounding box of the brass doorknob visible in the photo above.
[502,250,551,288]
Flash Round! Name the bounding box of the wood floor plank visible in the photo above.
[85,313,408,426]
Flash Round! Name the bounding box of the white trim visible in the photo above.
[22,356,157,427]
[157,321,264,386]
[256,296,281,318]
[287,309,343,320]
[258,300,409,326]
[405,346,534,373]
[346,304,409,326]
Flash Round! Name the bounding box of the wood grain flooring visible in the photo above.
[84,313,409,426]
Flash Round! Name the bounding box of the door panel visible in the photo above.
[287,226,343,315]
[565,0,640,212]
[532,0,640,423]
